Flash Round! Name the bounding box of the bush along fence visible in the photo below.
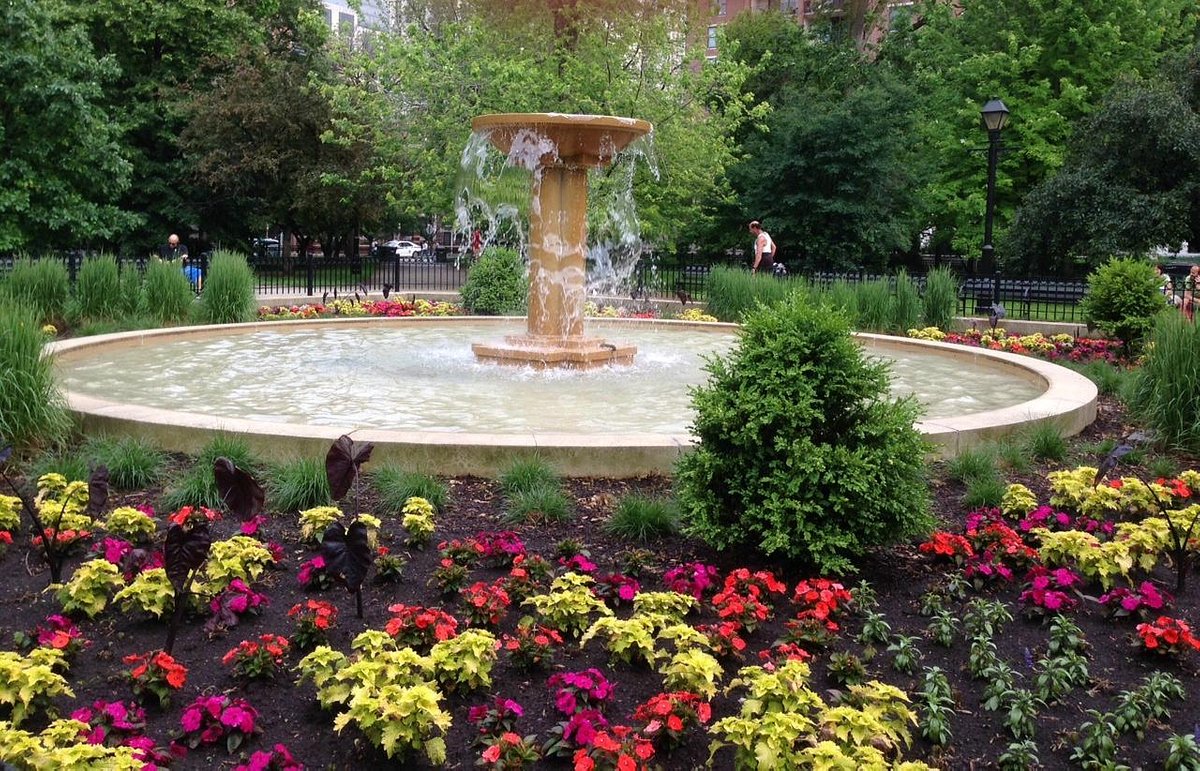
[0,253,1125,323]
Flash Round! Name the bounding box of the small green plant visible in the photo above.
[826,651,868,686]
[499,456,558,496]
[268,456,332,512]
[579,616,660,666]
[1163,733,1200,771]
[1024,423,1067,462]
[891,269,921,333]
[968,636,1000,679]
[196,250,257,324]
[944,447,998,484]
[4,257,69,325]
[161,435,260,510]
[922,267,958,331]
[857,610,892,645]
[1080,257,1167,352]
[604,494,679,541]
[521,573,612,638]
[140,257,195,324]
[0,303,71,448]
[83,436,165,491]
[104,506,158,543]
[1070,360,1133,398]
[887,634,922,674]
[917,666,954,746]
[660,648,723,699]
[918,590,945,617]
[0,648,73,727]
[1069,710,1122,769]
[963,599,1013,639]
[1129,312,1200,451]
[980,663,1017,711]
[998,739,1041,770]
[459,247,527,315]
[400,496,436,548]
[1147,456,1178,480]
[1047,615,1088,657]
[70,255,124,322]
[963,474,1007,508]
[371,464,448,513]
[854,278,894,332]
[926,610,957,648]
[1001,688,1043,740]
[850,579,878,612]
[504,482,571,524]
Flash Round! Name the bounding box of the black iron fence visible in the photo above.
[0,252,1106,323]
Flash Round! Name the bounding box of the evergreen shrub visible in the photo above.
[676,296,932,573]
[1079,257,1168,351]
[459,247,527,315]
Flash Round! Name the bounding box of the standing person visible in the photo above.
[1184,265,1199,322]
[748,221,775,275]
[159,233,188,261]
[1155,265,1178,307]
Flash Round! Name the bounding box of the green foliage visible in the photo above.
[333,682,450,763]
[25,450,89,490]
[1080,258,1169,350]
[268,457,332,513]
[400,497,436,548]
[83,435,165,490]
[963,475,1006,508]
[112,568,174,618]
[55,558,124,618]
[580,616,661,666]
[854,279,894,332]
[70,255,124,322]
[371,465,448,514]
[103,506,158,544]
[0,648,73,728]
[0,718,145,768]
[3,259,70,326]
[0,302,71,448]
[499,456,558,496]
[1068,360,1133,400]
[140,258,195,324]
[676,296,932,574]
[922,267,958,331]
[660,648,723,699]
[504,483,572,524]
[1023,423,1067,462]
[521,573,613,638]
[458,248,526,316]
[202,536,275,590]
[891,270,922,333]
[604,494,679,541]
[703,265,795,322]
[196,251,256,325]
[162,435,259,510]
[1130,312,1200,451]
[0,0,132,252]
[298,506,344,545]
[428,629,498,692]
[944,447,998,484]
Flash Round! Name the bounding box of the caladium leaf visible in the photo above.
[164,523,212,591]
[1094,444,1135,487]
[213,457,264,522]
[325,435,373,501]
[86,465,110,518]
[320,521,372,592]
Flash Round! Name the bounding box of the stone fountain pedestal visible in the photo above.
[469,113,651,370]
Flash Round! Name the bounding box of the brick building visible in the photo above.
[704,0,915,59]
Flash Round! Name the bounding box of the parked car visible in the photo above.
[374,240,431,262]
[251,238,282,261]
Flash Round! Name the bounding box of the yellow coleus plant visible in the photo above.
[1001,484,1039,516]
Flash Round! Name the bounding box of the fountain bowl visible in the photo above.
[49,317,1097,477]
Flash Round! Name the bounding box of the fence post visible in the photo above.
[67,251,79,285]
[992,270,1001,307]
[305,251,315,297]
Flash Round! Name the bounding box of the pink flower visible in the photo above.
[180,708,202,733]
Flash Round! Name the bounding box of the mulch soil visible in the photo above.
[1,395,1198,769]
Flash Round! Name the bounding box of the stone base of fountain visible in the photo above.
[473,335,637,370]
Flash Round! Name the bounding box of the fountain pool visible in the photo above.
[51,317,1097,476]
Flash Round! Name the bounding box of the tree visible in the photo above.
[0,0,133,250]
[881,0,1199,264]
[1008,79,1200,273]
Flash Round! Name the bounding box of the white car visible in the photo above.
[380,240,430,261]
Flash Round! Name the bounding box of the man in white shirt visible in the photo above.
[749,220,775,275]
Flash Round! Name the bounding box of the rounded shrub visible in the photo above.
[196,251,257,324]
[675,295,932,574]
[459,247,527,315]
[0,301,71,448]
[4,257,69,326]
[71,255,123,321]
[141,258,195,324]
[1080,257,1169,351]
[922,267,957,331]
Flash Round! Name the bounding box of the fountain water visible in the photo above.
[467,113,652,369]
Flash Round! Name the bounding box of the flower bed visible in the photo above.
[908,326,1125,364]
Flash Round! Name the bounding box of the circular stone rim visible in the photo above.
[48,317,1097,477]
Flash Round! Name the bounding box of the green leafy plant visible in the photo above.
[3,257,69,325]
[139,257,195,324]
[944,447,998,484]
[676,297,931,573]
[827,651,868,686]
[83,436,165,491]
[55,557,123,617]
[70,255,123,322]
[371,464,448,513]
[499,456,559,496]
[926,609,957,648]
[0,304,71,448]
[1024,423,1068,462]
[887,634,922,674]
[1001,689,1043,740]
[0,648,72,727]
[921,266,958,331]
[1163,733,1200,771]
[112,568,174,619]
[891,269,921,333]
[196,250,256,324]
[268,456,332,512]
[604,494,679,541]
[333,682,450,764]
[916,667,953,746]
[459,247,527,315]
[660,648,723,699]
[1069,710,1124,769]
[504,482,571,524]
[401,496,436,548]
[998,739,1041,770]
[1130,312,1200,451]
[1080,257,1167,352]
[580,615,660,666]
[521,573,613,638]
[858,610,892,645]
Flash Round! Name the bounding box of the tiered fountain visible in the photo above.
[469,113,652,369]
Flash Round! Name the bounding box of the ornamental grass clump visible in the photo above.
[676,296,932,574]
[140,257,194,324]
[922,267,958,331]
[196,250,256,324]
[0,301,71,448]
[1129,312,1200,451]
[70,255,124,322]
[3,257,69,325]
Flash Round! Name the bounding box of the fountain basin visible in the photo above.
[50,318,1097,477]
